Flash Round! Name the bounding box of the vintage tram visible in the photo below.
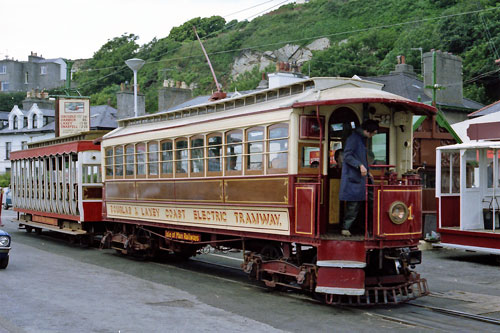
[10,131,107,241]
[11,77,434,305]
[436,141,500,254]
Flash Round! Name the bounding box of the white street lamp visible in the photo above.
[125,58,145,118]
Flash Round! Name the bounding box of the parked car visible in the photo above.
[2,188,11,210]
[0,230,10,269]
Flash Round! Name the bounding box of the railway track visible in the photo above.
[15,229,500,331]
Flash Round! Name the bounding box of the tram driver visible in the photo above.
[339,119,379,237]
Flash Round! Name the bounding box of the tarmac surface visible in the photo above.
[2,208,500,332]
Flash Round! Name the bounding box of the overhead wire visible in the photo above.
[78,4,500,87]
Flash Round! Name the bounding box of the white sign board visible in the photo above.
[58,98,90,137]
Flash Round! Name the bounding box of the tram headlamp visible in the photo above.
[388,201,409,225]
[0,236,10,247]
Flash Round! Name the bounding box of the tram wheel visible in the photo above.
[260,244,283,260]
[25,226,33,233]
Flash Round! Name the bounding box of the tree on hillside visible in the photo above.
[169,16,226,42]
[74,33,140,99]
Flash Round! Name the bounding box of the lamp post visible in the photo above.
[125,58,145,118]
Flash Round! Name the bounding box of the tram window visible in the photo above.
[125,144,134,177]
[114,146,124,178]
[160,140,173,176]
[136,143,146,177]
[370,132,388,165]
[147,142,159,177]
[175,138,188,176]
[465,150,479,189]
[226,130,243,174]
[268,123,288,172]
[301,145,320,168]
[191,136,204,176]
[207,133,222,174]
[451,153,460,193]
[105,148,113,178]
[441,152,451,194]
[83,165,101,183]
[246,127,264,174]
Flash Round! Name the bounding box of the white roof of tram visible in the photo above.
[102,77,435,144]
[437,141,500,151]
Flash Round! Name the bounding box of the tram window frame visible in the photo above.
[225,129,243,176]
[105,148,113,178]
[147,141,159,178]
[207,133,223,177]
[298,142,320,173]
[175,138,189,178]
[465,149,479,189]
[135,143,146,178]
[267,123,289,174]
[190,135,205,177]
[160,140,174,178]
[245,126,264,175]
[114,146,124,179]
[124,144,135,178]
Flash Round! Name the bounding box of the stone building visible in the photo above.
[0,52,67,92]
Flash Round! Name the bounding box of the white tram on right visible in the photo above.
[436,141,500,253]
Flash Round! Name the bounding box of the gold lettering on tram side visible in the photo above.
[233,211,282,227]
[164,208,186,220]
[193,210,228,223]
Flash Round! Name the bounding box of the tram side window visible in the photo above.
[207,133,222,175]
[160,140,173,177]
[148,142,159,177]
[175,138,188,176]
[191,136,204,176]
[268,123,289,173]
[451,152,460,193]
[246,126,264,174]
[465,150,479,189]
[226,130,243,174]
[83,165,101,183]
[136,143,146,177]
[105,148,113,178]
[114,146,124,178]
[370,131,388,165]
[125,144,134,177]
[301,145,320,168]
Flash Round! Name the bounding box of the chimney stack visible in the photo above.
[423,50,463,106]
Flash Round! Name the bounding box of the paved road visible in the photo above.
[2,208,500,332]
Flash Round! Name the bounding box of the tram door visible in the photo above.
[328,108,359,228]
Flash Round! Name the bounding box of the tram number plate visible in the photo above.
[165,230,201,242]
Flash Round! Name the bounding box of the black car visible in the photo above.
[0,230,11,268]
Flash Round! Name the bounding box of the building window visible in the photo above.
[0,81,8,91]
[5,142,11,160]
[13,116,18,130]
[0,65,6,74]
[25,72,29,84]
[21,141,27,150]
[40,66,47,75]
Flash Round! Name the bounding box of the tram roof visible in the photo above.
[437,140,500,151]
[10,131,109,160]
[104,77,436,141]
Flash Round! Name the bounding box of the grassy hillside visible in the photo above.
[72,0,500,111]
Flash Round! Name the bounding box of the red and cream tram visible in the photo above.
[436,141,500,254]
[12,77,435,305]
[10,131,108,240]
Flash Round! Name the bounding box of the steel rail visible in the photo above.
[409,303,500,326]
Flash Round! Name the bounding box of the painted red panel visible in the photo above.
[10,141,99,160]
[316,267,365,289]
[440,229,500,250]
[439,196,460,227]
[317,240,365,262]
[295,185,315,235]
[82,202,103,221]
[14,208,79,221]
[374,186,422,240]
